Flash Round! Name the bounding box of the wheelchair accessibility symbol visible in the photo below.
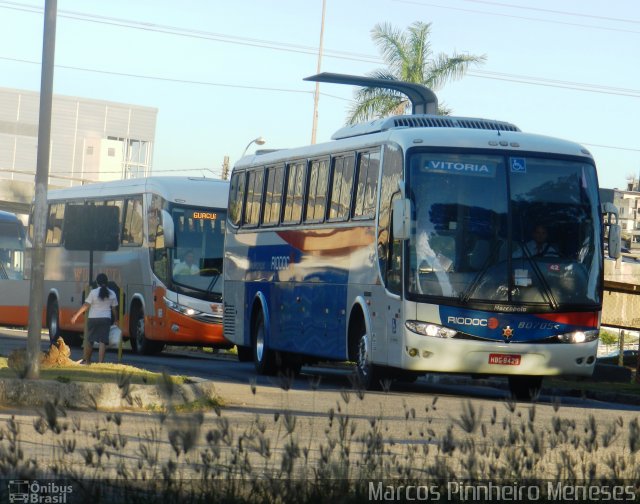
[510,158,526,173]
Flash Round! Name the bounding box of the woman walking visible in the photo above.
[71,273,119,364]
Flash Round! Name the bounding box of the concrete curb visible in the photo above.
[0,378,218,411]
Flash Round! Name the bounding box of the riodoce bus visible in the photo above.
[28,176,229,354]
[222,73,619,399]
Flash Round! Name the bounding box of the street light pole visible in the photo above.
[242,136,266,157]
[310,0,327,145]
[26,0,57,379]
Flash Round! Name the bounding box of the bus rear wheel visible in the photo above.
[47,298,61,343]
[252,311,276,375]
[236,345,253,362]
[508,376,543,401]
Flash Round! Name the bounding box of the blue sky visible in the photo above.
[0,0,639,189]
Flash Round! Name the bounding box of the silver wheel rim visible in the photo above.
[357,333,370,378]
[256,322,265,363]
[136,316,145,347]
[50,310,58,337]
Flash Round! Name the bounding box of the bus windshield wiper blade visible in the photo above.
[521,246,558,310]
[207,273,221,293]
[460,262,492,303]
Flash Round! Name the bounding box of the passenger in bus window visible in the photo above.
[70,273,119,364]
[173,250,199,275]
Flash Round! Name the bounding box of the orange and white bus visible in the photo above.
[35,176,229,354]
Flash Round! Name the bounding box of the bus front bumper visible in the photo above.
[400,331,598,377]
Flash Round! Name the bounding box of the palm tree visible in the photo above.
[347,21,486,124]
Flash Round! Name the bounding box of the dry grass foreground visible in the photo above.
[1,338,187,385]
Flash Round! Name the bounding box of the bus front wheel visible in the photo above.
[47,299,61,343]
[354,324,382,390]
[252,311,276,375]
[508,376,542,401]
[130,308,164,355]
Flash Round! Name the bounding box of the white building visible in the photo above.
[0,86,157,218]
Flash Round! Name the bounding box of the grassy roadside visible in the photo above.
[548,373,640,397]
[0,356,189,385]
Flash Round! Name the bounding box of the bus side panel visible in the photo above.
[273,282,346,360]
[0,280,30,326]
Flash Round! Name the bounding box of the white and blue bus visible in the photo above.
[222,74,620,398]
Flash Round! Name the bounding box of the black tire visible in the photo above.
[508,376,543,401]
[130,307,164,355]
[276,352,303,376]
[252,311,276,375]
[354,322,382,390]
[236,345,253,362]
[47,299,61,343]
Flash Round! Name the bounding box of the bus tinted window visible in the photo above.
[329,154,355,221]
[354,150,380,219]
[263,165,284,226]
[46,203,65,245]
[305,158,329,223]
[283,161,306,224]
[228,172,246,227]
[122,197,143,245]
[245,168,264,226]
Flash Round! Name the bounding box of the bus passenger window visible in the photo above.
[305,159,329,222]
[354,150,380,219]
[244,168,264,226]
[329,154,355,221]
[228,172,246,227]
[46,203,65,245]
[263,165,284,225]
[283,161,306,224]
[123,198,143,245]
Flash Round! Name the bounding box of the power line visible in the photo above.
[0,1,381,64]
[0,55,354,100]
[461,0,640,25]
[1,2,638,98]
[392,0,640,35]
[466,71,640,98]
[2,51,639,101]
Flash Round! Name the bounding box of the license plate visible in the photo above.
[488,353,521,366]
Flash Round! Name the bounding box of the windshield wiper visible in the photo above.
[460,242,500,303]
[520,245,559,310]
[207,273,221,294]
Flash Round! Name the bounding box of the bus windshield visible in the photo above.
[408,152,602,307]
[170,205,226,299]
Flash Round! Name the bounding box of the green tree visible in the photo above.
[347,21,486,124]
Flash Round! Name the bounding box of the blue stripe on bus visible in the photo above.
[439,306,596,342]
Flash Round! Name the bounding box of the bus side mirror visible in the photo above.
[608,223,621,259]
[161,210,175,249]
[392,198,412,241]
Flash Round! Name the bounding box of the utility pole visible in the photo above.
[310,0,327,145]
[26,0,57,379]
[221,155,230,180]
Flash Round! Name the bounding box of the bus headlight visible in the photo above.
[164,297,202,317]
[556,330,599,344]
[405,320,457,339]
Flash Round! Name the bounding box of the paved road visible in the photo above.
[2,326,640,496]
[1,326,638,412]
